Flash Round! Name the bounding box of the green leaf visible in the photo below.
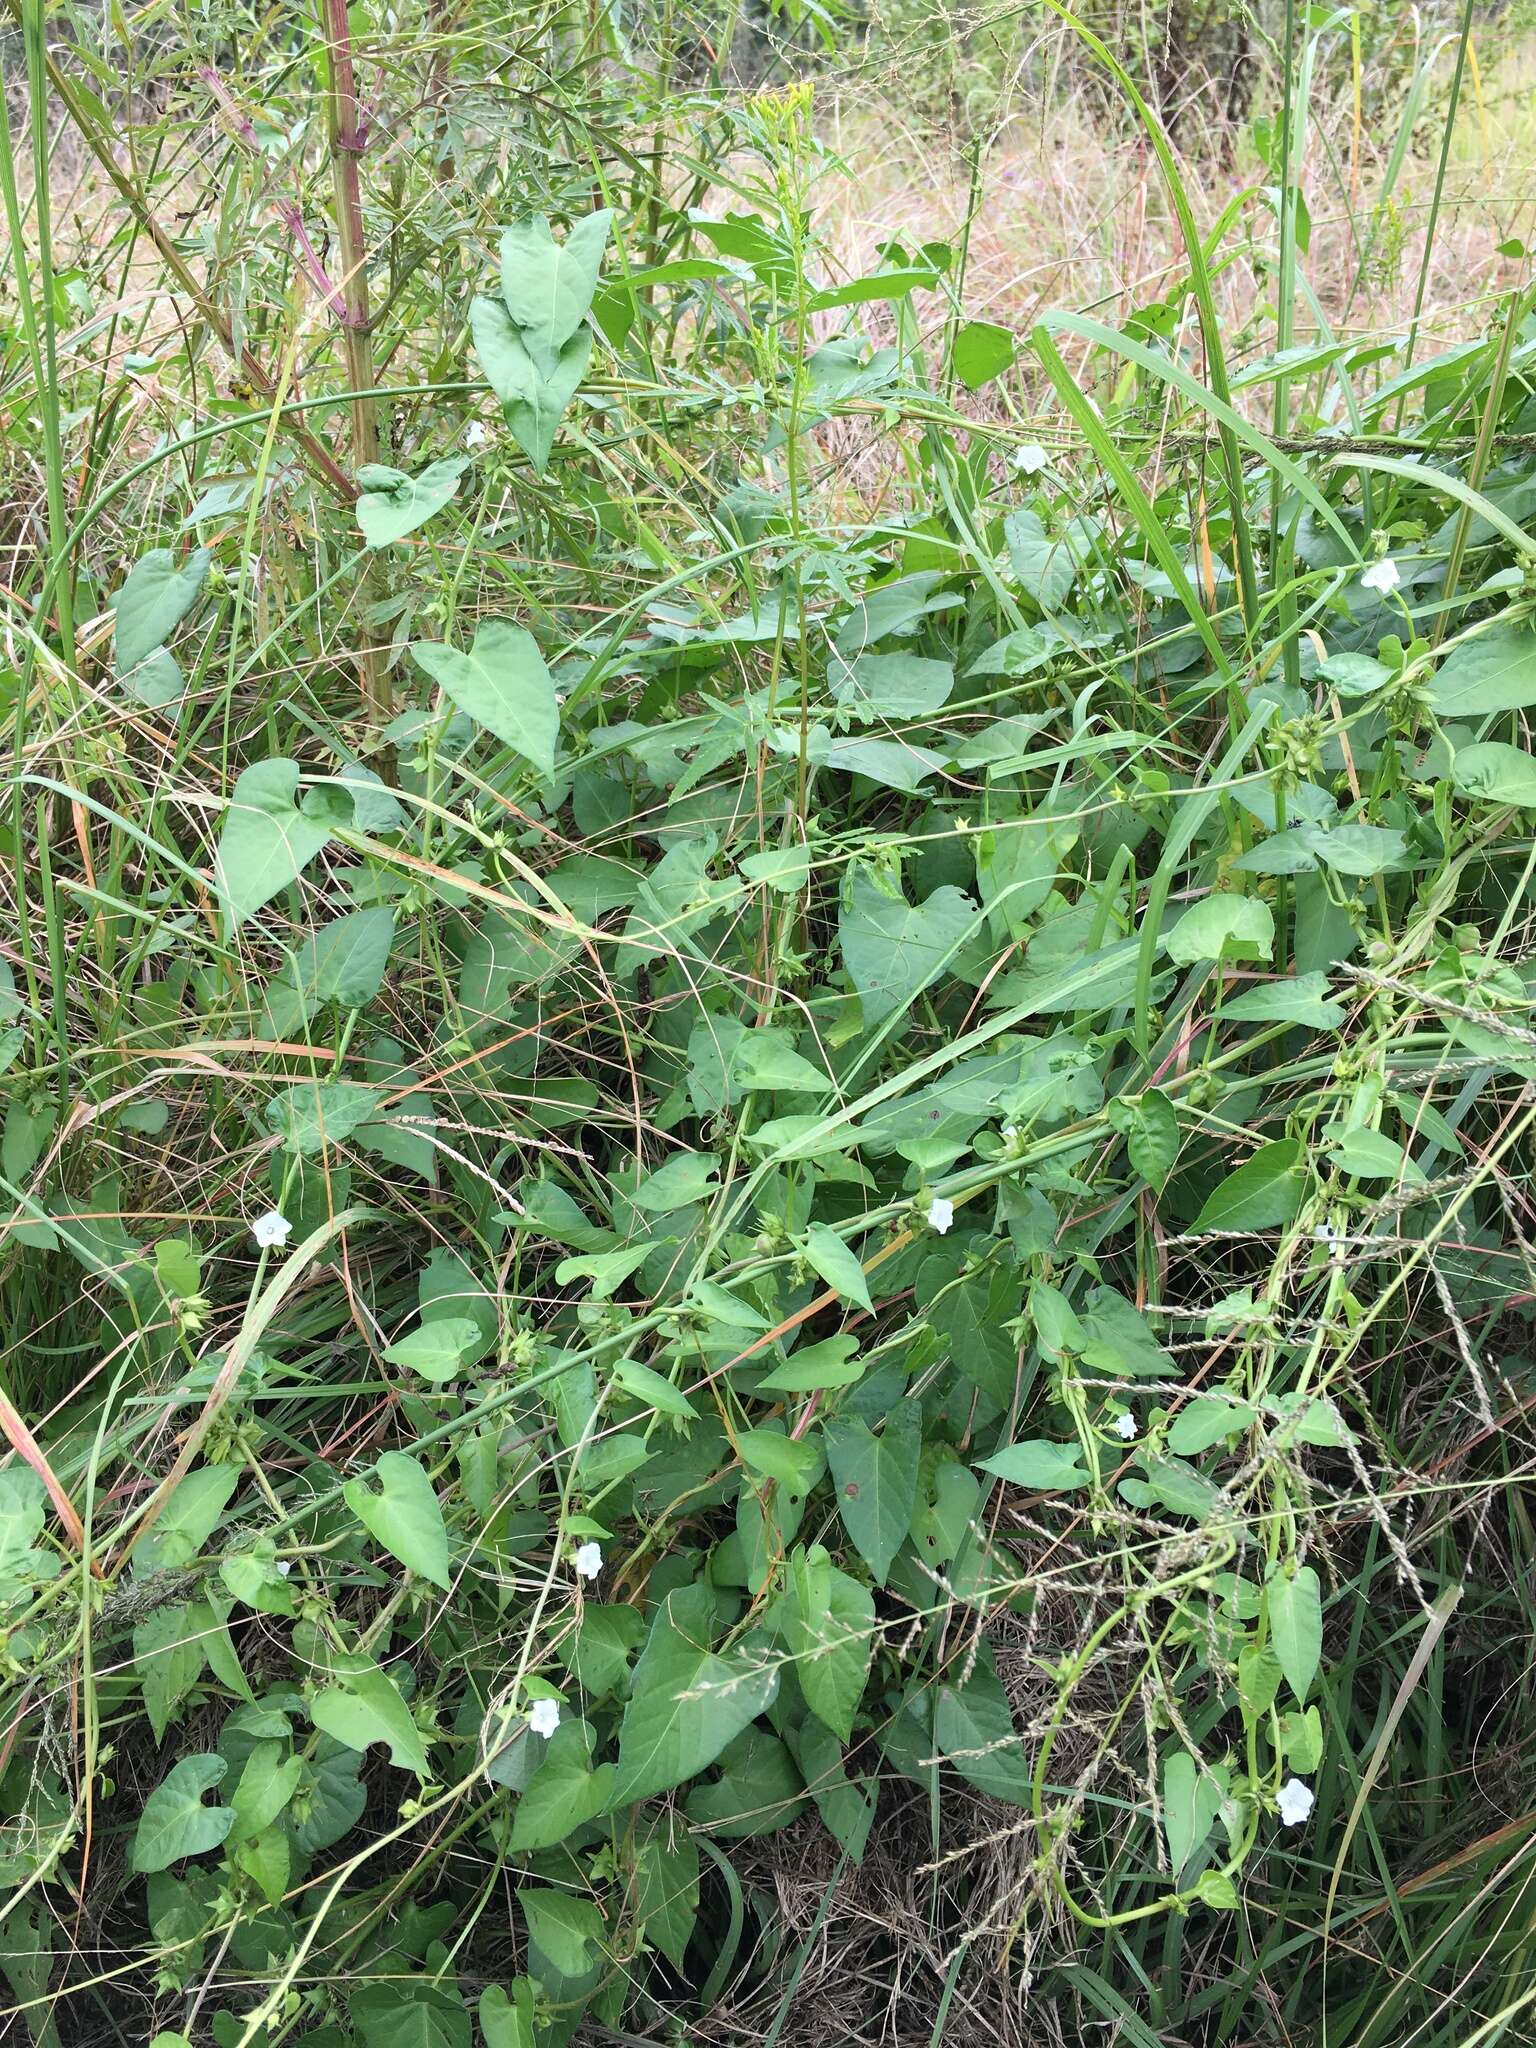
[612,1356,698,1419]
[510,1720,614,1850]
[1162,1750,1225,1874]
[927,1266,1019,1406]
[934,1650,1032,1804]
[951,318,1014,390]
[737,1428,825,1494]
[739,844,812,892]
[795,1716,877,1862]
[611,1583,780,1805]
[824,1401,921,1585]
[1223,972,1344,1027]
[383,1317,484,1384]
[479,1983,537,2048]
[685,1724,805,1836]
[132,1755,234,1872]
[229,1741,303,1839]
[828,652,954,721]
[310,1657,431,1775]
[153,1237,200,1301]
[1266,1565,1322,1704]
[631,1151,719,1211]
[134,1465,239,1573]
[355,456,468,548]
[784,1547,875,1744]
[112,546,210,674]
[1171,1392,1253,1458]
[1450,740,1536,806]
[1428,618,1536,715]
[520,1888,605,2002]
[219,1538,295,1616]
[910,1456,978,1565]
[496,211,612,368]
[470,298,591,474]
[979,1439,1089,1489]
[757,1333,864,1392]
[259,907,397,1037]
[1107,1088,1179,1189]
[1003,506,1077,609]
[264,1079,379,1155]
[343,1451,451,1589]
[631,1816,700,1969]
[1167,1396,1257,1455]
[292,903,399,1003]
[800,1221,873,1313]
[1191,1138,1305,1233]
[214,759,333,927]
[685,1016,828,1111]
[133,1604,207,1741]
[1167,894,1274,967]
[352,1979,470,2048]
[411,619,559,777]
[1326,1125,1423,1182]
[556,1603,646,1698]
[839,867,976,1030]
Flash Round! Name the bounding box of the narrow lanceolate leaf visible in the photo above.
[612,1584,779,1806]
[497,211,613,369]
[411,618,559,776]
[1266,1565,1323,1704]
[800,1222,874,1314]
[1161,1749,1225,1874]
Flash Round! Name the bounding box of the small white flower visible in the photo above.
[252,1209,292,1250]
[527,1697,560,1738]
[464,420,489,449]
[926,1197,954,1234]
[1112,1412,1138,1440]
[1360,557,1401,595]
[1277,1776,1315,1826]
[276,1559,293,1578]
[1011,443,1049,475]
[1313,1222,1345,1264]
[574,1541,602,1580]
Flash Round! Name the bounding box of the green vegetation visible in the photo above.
[2,3,1535,2044]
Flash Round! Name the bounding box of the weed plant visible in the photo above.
[1,4,1535,2046]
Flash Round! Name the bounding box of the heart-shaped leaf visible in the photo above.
[112,547,211,674]
[411,618,559,776]
[471,297,591,473]
[839,867,977,1030]
[355,456,469,548]
[343,1451,451,1589]
[496,210,612,369]
[824,1401,921,1585]
[214,758,334,927]
[611,1584,779,1805]
[1191,1138,1306,1234]
[132,1754,234,1872]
